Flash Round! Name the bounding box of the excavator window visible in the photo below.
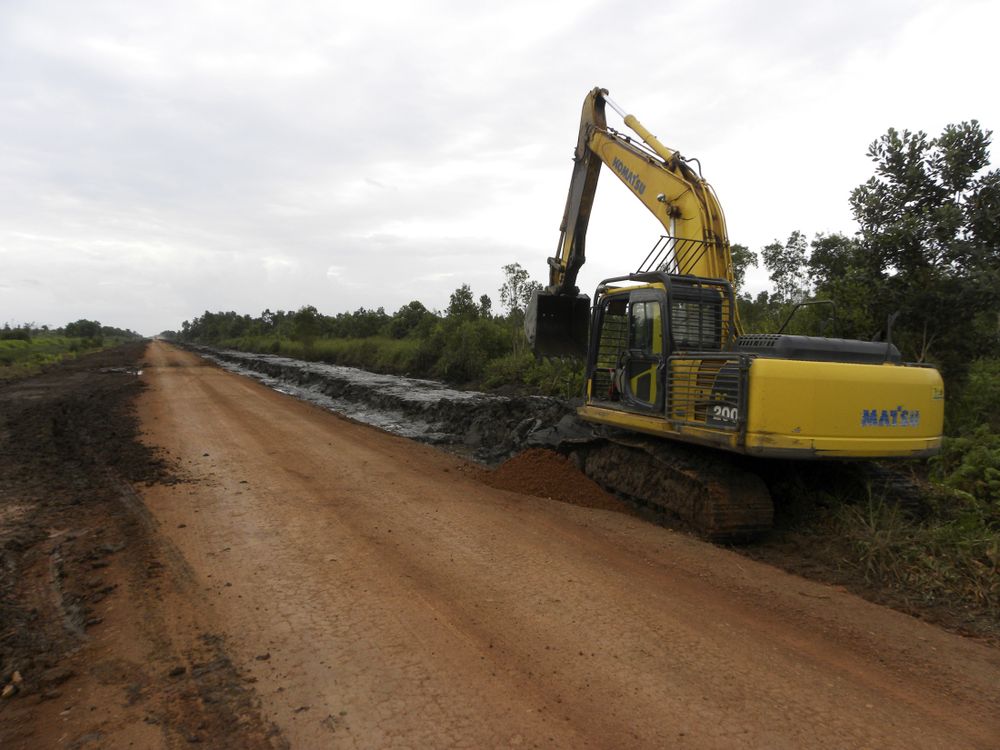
[629,301,663,355]
[670,291,723,351]
[591,297,629,401]
[627,300,664,406]
[590,293,669,408]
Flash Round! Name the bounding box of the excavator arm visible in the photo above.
[527,87,736,356]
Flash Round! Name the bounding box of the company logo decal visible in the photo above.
[612,158,646,196]
[861,407,920,427]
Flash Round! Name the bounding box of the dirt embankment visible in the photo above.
[191,345,572,461]
[0,345,284,749]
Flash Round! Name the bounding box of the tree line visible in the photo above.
[173,263,555,387]
[2,320,141,344]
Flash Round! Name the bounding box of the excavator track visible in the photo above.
[530,420,934,542]
[574,436,773,541]
[528,419,773,541]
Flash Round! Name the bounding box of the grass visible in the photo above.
[834,488,999,616]
[754,467,1000,638]
[0,337,131,380]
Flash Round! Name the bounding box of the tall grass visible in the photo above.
[830,487,999,617]
[0,336,113,379]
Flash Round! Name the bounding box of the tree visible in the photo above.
[64,319,102,339]
[327,307,389,338]
[499,263,542,318]
[761,231,810,303]
[478,294,493,319]
[0,323,31,341]
[798,232,878,339]
[730,243,757,294]
[447,284,480,320]
[386,301,434,339]
[849,121,1000,371]
[292,305,320,346]
[260,309,276,331]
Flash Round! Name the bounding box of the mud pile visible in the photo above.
[484,448,632,513]
[194,347,573,462]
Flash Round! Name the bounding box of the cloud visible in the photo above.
[0,0,997,333]
[261,255,298,275]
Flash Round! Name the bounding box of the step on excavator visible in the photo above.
[526,87,944,539]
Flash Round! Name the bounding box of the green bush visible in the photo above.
[0,340,30,356]
[948,358,1000,434]
[481,351,535,389]
[481,352,584,397]
[432,318,509,383]
[931,427,1000,507]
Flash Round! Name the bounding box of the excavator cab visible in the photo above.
[589,288,666,410]
[586,274,741,428]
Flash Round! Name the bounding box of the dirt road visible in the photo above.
[113,341,997,749]
[4,340,998,747]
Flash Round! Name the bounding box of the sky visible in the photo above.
[2,0,998,335]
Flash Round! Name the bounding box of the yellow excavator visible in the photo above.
[526,87,944,537]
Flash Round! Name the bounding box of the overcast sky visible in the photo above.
[2,0,998,334]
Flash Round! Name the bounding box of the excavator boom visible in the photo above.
[527,87,736,356]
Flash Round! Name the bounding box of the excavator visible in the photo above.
[525,87,944,539]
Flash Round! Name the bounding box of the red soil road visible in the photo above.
[137,341,1000,749]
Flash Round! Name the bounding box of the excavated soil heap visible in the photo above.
[484,448,632,514]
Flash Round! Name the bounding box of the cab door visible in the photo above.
[623,292,666,411]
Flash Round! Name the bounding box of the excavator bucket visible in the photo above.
[525,291,591,358]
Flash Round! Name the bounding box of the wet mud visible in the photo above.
[0,344,284,749]
[193,346,572,462]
